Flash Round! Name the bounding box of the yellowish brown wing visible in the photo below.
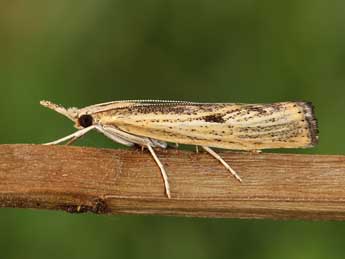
[91,101,318,150]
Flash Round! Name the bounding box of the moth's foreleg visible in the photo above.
[202,146,242,182]
[147,145,171,199]
[95,125,135,147]
[101,125,167,148]
[43,125,97,145]
[101,126,152,146]
[65,136,79,146]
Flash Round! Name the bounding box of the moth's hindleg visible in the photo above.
[195,145,199,153]
[44,125,97,145]
[147,145,171,199]
[202,146,242,182]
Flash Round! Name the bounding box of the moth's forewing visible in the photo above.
[88,101,318,150]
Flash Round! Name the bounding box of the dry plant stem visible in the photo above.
[1,144,345,220]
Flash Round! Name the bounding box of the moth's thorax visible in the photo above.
[96,114,119,126]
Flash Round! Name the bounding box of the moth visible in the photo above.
[41,100,318,198]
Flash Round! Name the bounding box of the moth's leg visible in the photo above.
[65,130,94,145]
[101,126,152,146]
[202,146,242,182]
[102,125,168,148]
[150,139,168,149]
[147,145,171,199]
[250,149,262,154]
[44,125,97,145]
[65,136,79,146]
[100,125,171,198]
[95,125,135,147]
[195,145,199,153]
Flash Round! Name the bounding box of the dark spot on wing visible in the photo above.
[202,114,225,123]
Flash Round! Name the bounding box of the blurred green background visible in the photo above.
[1,0,345,258]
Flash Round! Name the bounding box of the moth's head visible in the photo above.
[40,100,94,129]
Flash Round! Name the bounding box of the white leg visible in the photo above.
[102,126,151,146]
[95,125,135,147]
[44,125,97,145]
[147,145,171,198]
[99,126,171,198]
[44,124,172,198]
[195,145,199,153]
[65,136,79,146]
[202,146,242,182]
[150,138,168,149]
[102,125,167,149]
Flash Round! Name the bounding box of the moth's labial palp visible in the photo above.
[78,114,93,128]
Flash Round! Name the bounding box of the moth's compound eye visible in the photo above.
[78,114,93,128]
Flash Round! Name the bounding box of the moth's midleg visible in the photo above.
[100,126,171,198]
[147,145,171,199]
[44,125,97,145]
[150,139,168,149]
[202,146,242,182]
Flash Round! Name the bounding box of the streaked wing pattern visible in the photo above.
[91,101,318,150]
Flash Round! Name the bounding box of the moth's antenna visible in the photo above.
[40,100,78,121]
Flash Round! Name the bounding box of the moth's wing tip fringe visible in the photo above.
[302,101,319,146]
